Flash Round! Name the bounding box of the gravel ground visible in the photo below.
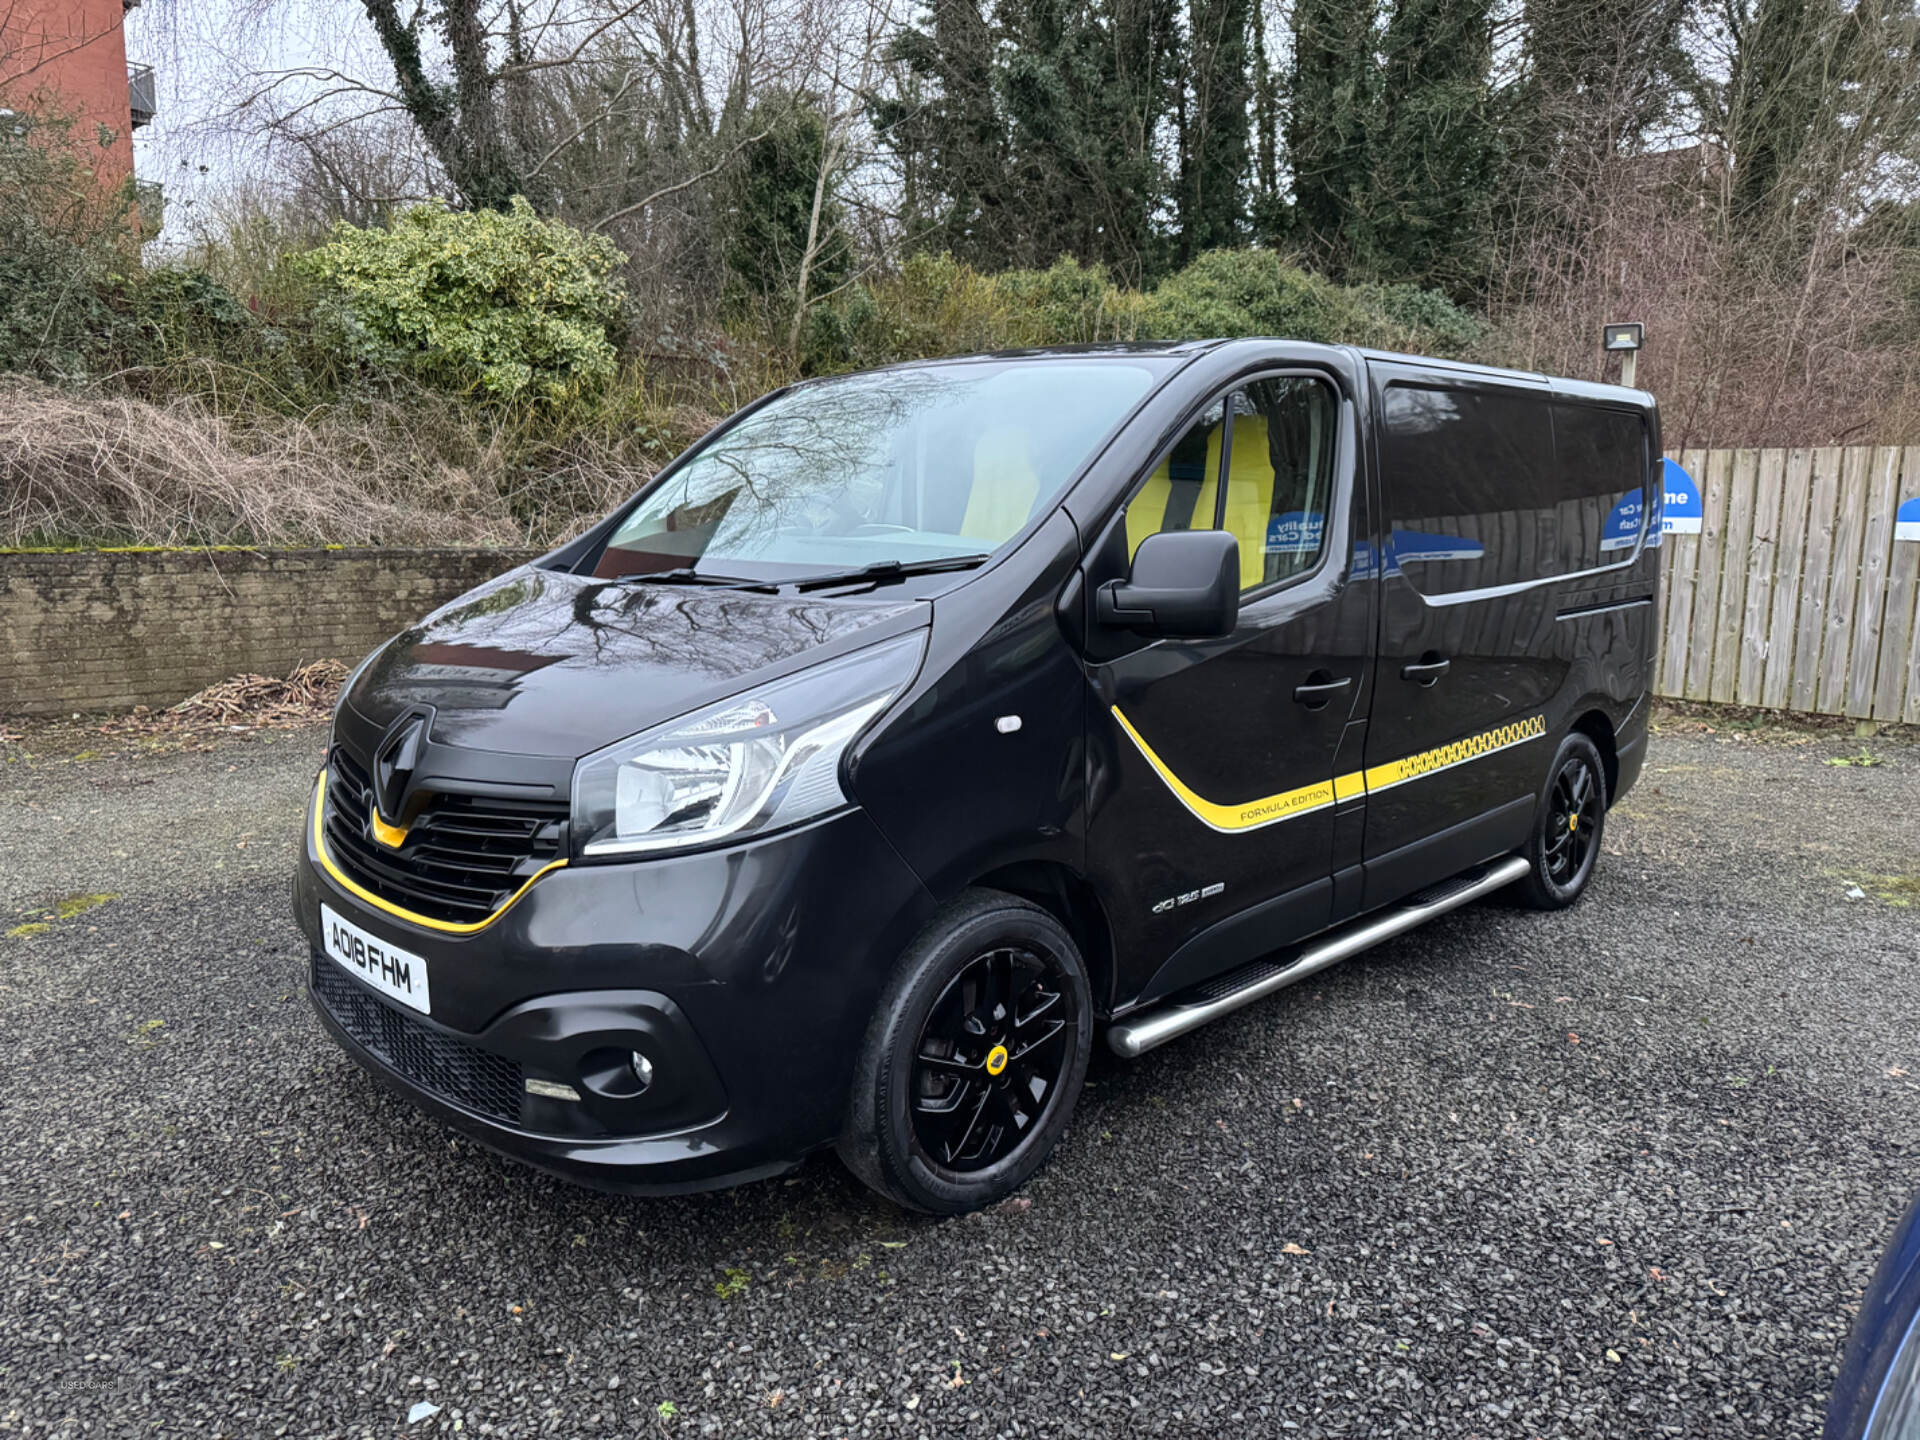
[3,721,1917,1438]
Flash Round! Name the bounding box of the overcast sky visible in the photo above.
[121,0,392,245]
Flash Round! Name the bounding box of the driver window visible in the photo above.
[1222,378,1337,592]
[1124,400,1226,558]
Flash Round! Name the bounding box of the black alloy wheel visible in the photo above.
[839,889,1093,1213]
[910,945,1073,1172]
[1512,730,1609,910]
[1543,753,1600,887]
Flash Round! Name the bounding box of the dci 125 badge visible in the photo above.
[1152,881,1225,915]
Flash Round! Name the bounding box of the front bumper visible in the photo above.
[293,786,936,1194]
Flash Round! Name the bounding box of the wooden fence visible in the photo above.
[1655,446,1920,722]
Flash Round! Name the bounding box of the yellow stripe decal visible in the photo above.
[1113,707,1548,833]
[1359,714,1547,794]
[309,772,566,935]
[1112,708,1340,833]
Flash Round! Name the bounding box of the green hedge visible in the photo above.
[801,248,1486,372]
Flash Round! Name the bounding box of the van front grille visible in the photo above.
[313,956,524,1124]
[323,747,568,925]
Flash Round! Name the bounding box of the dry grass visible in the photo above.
[0,377,528,548]
[0,374,719,550]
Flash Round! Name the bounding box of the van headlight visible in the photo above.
[570,632,926,858]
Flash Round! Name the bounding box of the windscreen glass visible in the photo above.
[595,361,1160,579]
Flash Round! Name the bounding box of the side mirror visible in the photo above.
[1096,529,1240,638]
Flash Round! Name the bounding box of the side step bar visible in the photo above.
[1106,854,1531,1059]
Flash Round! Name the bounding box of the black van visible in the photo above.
[294,340,1657,1213]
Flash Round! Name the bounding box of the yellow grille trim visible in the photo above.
[309,772,566,935]
[368,808,410,849]
[1113,707,1548,833]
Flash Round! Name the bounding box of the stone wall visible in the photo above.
[0,548,536,717]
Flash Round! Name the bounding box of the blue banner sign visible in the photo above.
[1897,495,1920,543]
[1661,458,1701,536]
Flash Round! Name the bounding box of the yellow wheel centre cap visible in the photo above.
[1569,814,1578,832]
[986,1044,1009,1076]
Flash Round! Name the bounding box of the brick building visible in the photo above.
[0,0,156,224]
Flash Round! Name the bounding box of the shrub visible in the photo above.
[997,257,1141,344]
[798,248,1483,372]
[124,268,259,357]
[1349,282,1487,357]
[0,118,138,380]
[1137,250,1370,344]
[301,198,627,403]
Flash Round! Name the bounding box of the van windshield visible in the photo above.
[593,360,1162,581]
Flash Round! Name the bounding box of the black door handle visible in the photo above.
[1292,673,1353,710]
[1401,654,1451,686]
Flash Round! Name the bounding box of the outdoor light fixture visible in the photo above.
[1603,322,1644,385]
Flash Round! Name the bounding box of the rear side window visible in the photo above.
[1550,402,1650,565]
[1379,383,1647,594]
[1379,384,1556,594]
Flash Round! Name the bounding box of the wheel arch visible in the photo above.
[1569,707,1619,804]
[969,860,1119,1019]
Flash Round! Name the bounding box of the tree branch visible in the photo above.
[588,128,773,231]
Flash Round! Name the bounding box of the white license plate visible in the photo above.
[320,903,431,1015]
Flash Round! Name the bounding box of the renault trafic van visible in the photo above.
[294,340,1657,1213]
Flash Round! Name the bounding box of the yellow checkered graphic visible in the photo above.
[1361,714,1547,793]
[1114,707,1548,834]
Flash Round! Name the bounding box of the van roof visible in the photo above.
[836,339,1654,407]
[1352,345,1651,406]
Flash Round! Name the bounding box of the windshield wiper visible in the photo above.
[611,568,779,594]
[788,554,991,593]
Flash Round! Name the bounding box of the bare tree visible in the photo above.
[783,0,903,351]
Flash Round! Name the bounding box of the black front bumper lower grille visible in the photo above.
[312,955,524,1126]
[323,747,568,926]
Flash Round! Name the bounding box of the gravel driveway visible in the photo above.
[3,719,1917,1438]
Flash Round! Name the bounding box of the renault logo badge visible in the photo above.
[372,708,432,828]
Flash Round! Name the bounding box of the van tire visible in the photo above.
[837,889,1093,1215]
[1511,731,1609,910]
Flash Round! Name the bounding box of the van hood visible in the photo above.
[343,567,929,758]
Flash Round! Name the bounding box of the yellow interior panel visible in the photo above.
[1221,414,1278,589]
[959,428,1042,543]
[1125,428,1223,556]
